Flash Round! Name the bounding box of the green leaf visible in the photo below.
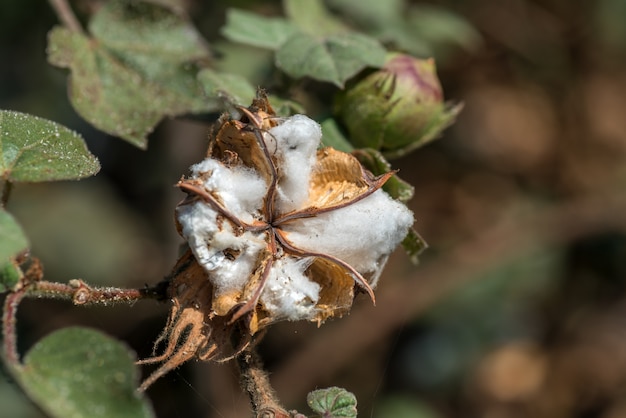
[198,69,257,106]
[283,0,347,36]
[320,118,354,153]
[0,209,28,292]
[0,209,27,265]
[0,110,100,182]
[48,0,217,149]
[275,32,386,87]
[402,228,428,265]
[307,386,357,418]
[16,327,154,418]
[0,260,23,293]
[221,8,298,50]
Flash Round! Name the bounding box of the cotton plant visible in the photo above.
[137,93,414,390]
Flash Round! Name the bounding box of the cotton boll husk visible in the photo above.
[260,256,320,321]
[269,115,322,213]
[282,189,414,282]
[188,158,267,223]
[176,200,266,294]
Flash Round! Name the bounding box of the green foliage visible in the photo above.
[0,110,99,182]
[14,327,154,418]
[47,0,217,149]
[326,0,482,59]
[221,8,298,50]
[222,0,386,87]
[275,32,385,87]
[307,387,358,418]
[198,68,257,107]
[0,209,27,292]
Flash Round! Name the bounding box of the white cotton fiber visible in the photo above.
[260,256,320,321]
[176,199,267,294]
[269,115,322,213]
[189,158,267,223]
[282,189,414,281]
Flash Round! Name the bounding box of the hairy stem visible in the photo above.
[48,0,85,34]
[2,287,27,366]
[29,279,167,306]
[237,348,295,418]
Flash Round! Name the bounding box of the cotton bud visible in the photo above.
[335,53,462,158]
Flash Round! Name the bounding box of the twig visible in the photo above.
[48,0,85,34]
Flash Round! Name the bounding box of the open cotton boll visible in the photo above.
[176,200,266,294]
[188,158,267,223]
[176,201,220,269]
[282,189,414,281]
[260,256,320,321]
[269,115,322,213]
[206,228,267,294]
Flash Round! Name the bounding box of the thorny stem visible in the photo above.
[48,0,85,34]
[237,347,297,418]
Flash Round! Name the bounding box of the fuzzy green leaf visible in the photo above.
[307,386,357,418]
[48,0,217,149]
[16,327,154,418]
[0,110,100,182]
[221,8,297,50]
[283,0,346,36]
[275,32,386,87]
[0,209,28,292]
[198,69,257,106]
[0,209,27,263]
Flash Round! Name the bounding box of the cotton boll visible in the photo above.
[176,199,266,294]
[282,189,413,281]
[269,115,322,213]
[189,158,267,223]
[176,201,220,269]
[260,256,320,321]
[207,228,267,294]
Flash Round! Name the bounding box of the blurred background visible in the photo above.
[2,0,626,417]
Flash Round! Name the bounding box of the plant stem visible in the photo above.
[237,348,297,418]
[2,287,27,366]
[29,279,168,306]
[48,0,85,34]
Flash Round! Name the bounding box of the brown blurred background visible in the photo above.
[2,0,626,417]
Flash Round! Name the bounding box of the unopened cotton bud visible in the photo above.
[335,53,462,158]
